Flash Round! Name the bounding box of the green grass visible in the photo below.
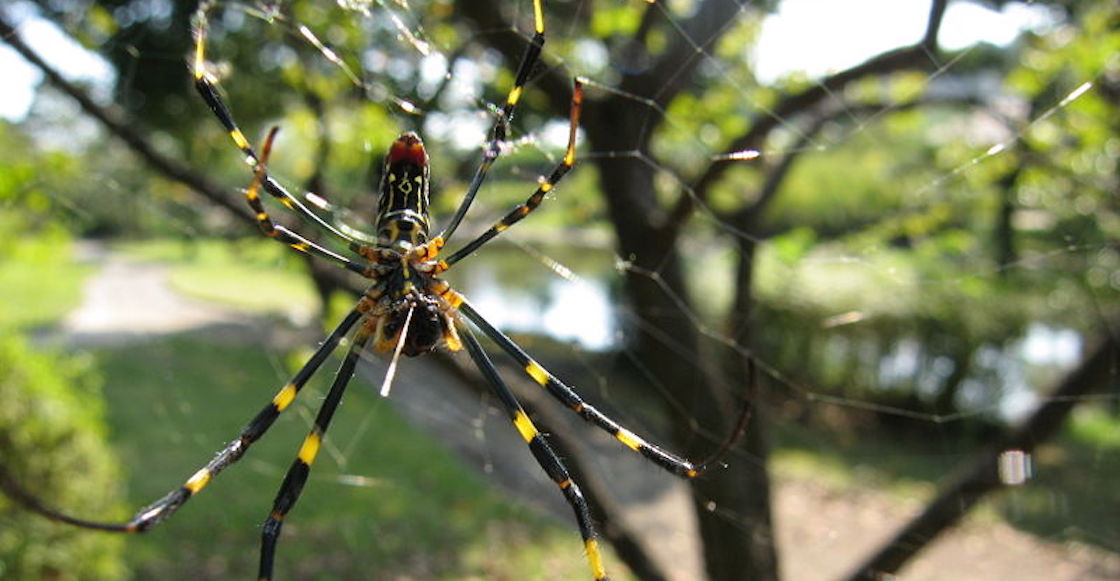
[1,234,632,578]
[89,333,628,580]
[771,412,1120,552]
[1001,407,1120,549]
[0,233,93,329]
[771,421,958,499]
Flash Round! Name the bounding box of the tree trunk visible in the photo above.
[584,94,777,581]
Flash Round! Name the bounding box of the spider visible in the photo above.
[1,1,749,579]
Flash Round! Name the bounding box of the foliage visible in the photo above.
[0,215,91,330]
[0,333,126,581]
[1005,1,1120,289]
[0,122,95,327]
[0,134,124,578]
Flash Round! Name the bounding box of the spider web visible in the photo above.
[4,0,1118,580]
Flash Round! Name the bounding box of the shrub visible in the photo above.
[0,333,126,580]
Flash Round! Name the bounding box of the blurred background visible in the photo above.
[0,0,1117,580]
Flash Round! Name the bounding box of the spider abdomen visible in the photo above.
[376,132,431,250]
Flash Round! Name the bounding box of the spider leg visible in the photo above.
[443,78,583,267]
[246,128,382,278]
[258,325,373,581]
[0,308,364,534]
[300,190,380,245]
[191,6,368,249]
[438,0,548,244]
[457,300,751,478]
[459,323,611,581]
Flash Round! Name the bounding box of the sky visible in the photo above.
[0,0,1054,122]
[753,0,1054,82]
[0,14,115,121]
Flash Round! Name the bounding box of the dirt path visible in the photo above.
[60,244,1120,581]
[61,242,256,346]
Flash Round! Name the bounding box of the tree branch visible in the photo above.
[0,12,250,224]
[844,321,1119,580]
[717,112,829,239]
[0,10,365,297]
[674,0,948,229]
[627,0,750,109]
[703,91,986,243]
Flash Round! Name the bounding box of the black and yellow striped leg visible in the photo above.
[300,189,379,244]
[0,308,364,535]
[458,301,747,479]
[459,323,610,581]
[191,8,365,249]
[443,78,583,266]
[258,327,373,581]
[243,128,382,278]
[439,0,548,244]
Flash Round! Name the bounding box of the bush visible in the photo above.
[0,332,127,581]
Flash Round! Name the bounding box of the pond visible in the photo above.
[453,239,1087,425]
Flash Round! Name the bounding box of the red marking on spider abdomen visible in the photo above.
[388,131,428,167]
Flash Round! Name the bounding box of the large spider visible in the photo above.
[1,1,748,579]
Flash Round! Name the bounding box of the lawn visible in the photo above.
[90,333,606,580]
[7,236,631,580]
[0,231,93,330]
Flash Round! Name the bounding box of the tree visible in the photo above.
[2,0,1117,579]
